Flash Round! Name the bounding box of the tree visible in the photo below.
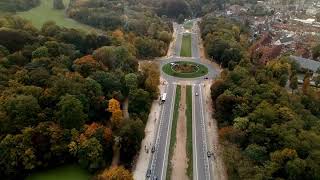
[53,0,65,9]
[312,44,320,60]
[289,75,298,93]
[111,109,123,129]
[1,95,41,133]
[69,137,105,171]
[108,98,121,114]
[93,46,117,69]
[98,166,133,180]
[125,73,138,91]
[119,119,144,165]
[244,144,267,164]
[313,75,320,89]
[32,46,49,59]
[56,95,87,129]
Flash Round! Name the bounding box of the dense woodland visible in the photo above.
[0,0,40,12]
[203,18,320,179]
[200,15,250,69]
[66,0,172,59]
[0,16,160,179]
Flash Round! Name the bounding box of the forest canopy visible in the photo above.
[0,16,160,179]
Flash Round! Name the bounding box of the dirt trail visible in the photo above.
[171,85,189,180]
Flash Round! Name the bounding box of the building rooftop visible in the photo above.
[290,55,320,72]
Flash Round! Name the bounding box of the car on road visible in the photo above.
[195,92,199,96]
[151,146,155,153]
[204,77,209,80]
[207,151,211,158]
[146,169,151,178]
[153,176,158,180]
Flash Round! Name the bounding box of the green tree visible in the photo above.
[56,95,87,129]
[289,75,298,93]
[125,73,138,91]
[1,95,40,133]
[32,46,49,59]
[119,119,144,165]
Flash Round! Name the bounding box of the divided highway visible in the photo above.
[147,83,176,180]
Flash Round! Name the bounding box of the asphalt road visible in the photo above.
[147,83,176,180]
[146,19,216,180]
[193,84,211,180]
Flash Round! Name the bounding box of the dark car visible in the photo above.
[146,169,151,178]
[151,146,155,153]
[207,151,211,158]
[204,77,209,80]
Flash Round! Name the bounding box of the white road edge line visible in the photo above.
[192,85,199,180]
[160,84,176,180]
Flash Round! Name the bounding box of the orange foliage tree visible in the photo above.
[98,166,133,180]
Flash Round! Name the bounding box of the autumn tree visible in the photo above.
[108,98,123,128]
[98,166,133,180]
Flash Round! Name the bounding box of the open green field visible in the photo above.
[186,85,193,179]
[183,20,193,30]
[162,61,208,78]
[166,85,181,180]
[26,164,90,180]
[180,34,192,57]
[17,0,92,31]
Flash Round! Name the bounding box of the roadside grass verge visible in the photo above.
[180,34,192,57]
[162,61,208,78]
[186,85,193,179]
[166,85,181,180]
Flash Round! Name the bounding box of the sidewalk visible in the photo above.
[133,79,167,180]
[203,80,227,180]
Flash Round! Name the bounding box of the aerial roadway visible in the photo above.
[147,20,217,180]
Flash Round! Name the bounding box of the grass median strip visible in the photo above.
[186,85,193,179]
[180,34,192,57]
[166,85,181,180]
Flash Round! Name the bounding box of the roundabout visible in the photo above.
[162,61,208,78]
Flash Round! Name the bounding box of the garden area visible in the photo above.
[162,61,208,78]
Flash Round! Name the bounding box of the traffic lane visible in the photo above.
[151,83,176,180]
[194,84,209,180]
[191,33,200,58]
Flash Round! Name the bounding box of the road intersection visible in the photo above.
[146,19,220,180]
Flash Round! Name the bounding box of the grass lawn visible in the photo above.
[186,85,193,179]
[162,61,208,78]
[180,34,192,57]
[26,164,91,180]
[17,0,92,31]
[183,20,193,30]
[166,85,181,180]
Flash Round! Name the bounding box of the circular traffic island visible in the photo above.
[162,61,208,78]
